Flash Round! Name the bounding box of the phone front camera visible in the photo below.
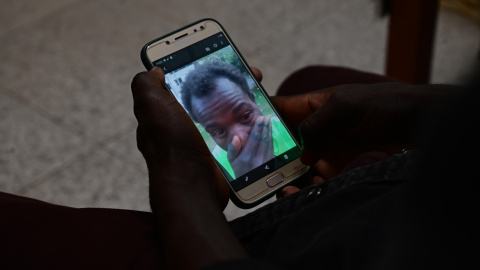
[194,29,197,32]
[166,40,170,45]
[200,26,205,30]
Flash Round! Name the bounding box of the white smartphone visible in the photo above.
[141,18,309,208]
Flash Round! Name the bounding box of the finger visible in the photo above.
[132,67,207,163]
[256,116,272,159]
[250,66,263,82]
[303,152,347,180]
[131,67,184,126]
[310,175,326,185]
[276,186,301,199]
[298,92,355,156]
[241,116,265,156]
[131,67,167,106]
[266,117,274,157]
[271,88,334,131]
[300,148,318,165]
[227,135,242,161]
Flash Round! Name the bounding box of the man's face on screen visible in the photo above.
[191,77,262,154]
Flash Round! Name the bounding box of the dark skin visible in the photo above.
[273,82,450,196]
[131,67,450,269]
[191,77,274,177]
[132,68,243,270]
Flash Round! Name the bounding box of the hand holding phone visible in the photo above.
[132,67,231,210]
[141,19,309,208]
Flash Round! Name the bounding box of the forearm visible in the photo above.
[407,83,458,109]
[132,68,249,269]
[149,170,248,270]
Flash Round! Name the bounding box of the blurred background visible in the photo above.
[1,0,479,220]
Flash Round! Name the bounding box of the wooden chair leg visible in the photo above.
[385,0,439,84]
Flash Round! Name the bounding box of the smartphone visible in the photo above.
[141,18,309,208]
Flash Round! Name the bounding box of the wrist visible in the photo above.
[149,178,222,216]
[147,155,230,212]
[157,197,248,270]
[148,171,246,270]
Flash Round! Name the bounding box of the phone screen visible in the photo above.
[151,32,301,192]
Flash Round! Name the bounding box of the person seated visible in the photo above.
[1,65,479,269]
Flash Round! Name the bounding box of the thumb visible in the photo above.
[298,95,353,159]
[227,135,242,161]
[131,67,188,127]
[132,67,206,163]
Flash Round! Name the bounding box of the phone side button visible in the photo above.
[266,173,284,187]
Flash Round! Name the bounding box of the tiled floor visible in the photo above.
[1,0,478,220]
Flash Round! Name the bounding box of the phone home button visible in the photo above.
[266,173,284,187]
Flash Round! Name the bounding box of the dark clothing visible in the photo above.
[0,151,417,270]
[226,150,419,270]
[1,66,478,269]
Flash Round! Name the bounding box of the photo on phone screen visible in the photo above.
[145,21,308,207]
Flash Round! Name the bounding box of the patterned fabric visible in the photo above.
[229,150,420,240]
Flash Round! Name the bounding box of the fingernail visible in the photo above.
[256,116,263,125]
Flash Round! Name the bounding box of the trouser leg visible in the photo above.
[0,191,163,269]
